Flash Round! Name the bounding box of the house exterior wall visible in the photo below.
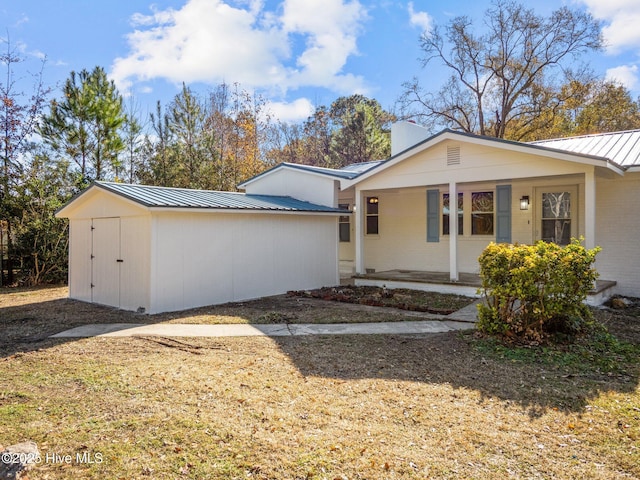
[243,168,338,207]
[595,172,640,297]
[149,211,339,313]
[360,175,587,274]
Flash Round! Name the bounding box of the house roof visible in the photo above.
[530,130,640,168]
[343,128,627,187]
[57,181,349,216]
[237,160,383,187]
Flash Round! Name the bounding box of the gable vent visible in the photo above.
[447,145,461,165]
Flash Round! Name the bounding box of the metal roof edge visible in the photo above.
[58,181,349,214]
[147,206,349,215]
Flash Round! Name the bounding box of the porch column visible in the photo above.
[354,187,364,274]
[449,181,459,282]
[584,168,596,250]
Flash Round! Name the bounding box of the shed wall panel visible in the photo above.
[150,212,338,313]
[119,216,151,312]
[68,219,92,302]
[91,217,121,307]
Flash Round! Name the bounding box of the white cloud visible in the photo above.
[267,97,315,123]
[606,64,639,90]
[408,2,432,34]
[111,0,368,96]
[578,0,640,54]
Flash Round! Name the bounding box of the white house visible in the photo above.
[239,122,640,301]
[58,122,640,313]
[56,182,346,313]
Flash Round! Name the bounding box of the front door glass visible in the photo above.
[541,192,571,245]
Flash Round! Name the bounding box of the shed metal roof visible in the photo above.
[530,130,640,168]
[93,182,347,213]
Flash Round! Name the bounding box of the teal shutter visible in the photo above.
[496,185,511,243]
[426,189,439,242]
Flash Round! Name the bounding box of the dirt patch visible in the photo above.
[288,285,473,314]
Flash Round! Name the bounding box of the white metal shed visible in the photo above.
[56,182,346,314]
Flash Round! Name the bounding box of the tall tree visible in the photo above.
[14,150,72,285]
[269,95,394,168]
[120,96,144,184]
[39,66,126,182]
[168,84,206,188]
[572,81,640,135]
[138,101,177,187]
[0,37,49,285]
[328,95,393,167]
[399,0,602,140]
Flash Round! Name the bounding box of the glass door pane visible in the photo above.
[541,192,571,245]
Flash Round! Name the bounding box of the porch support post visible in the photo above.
[584,168,596,250]
[449,181,459,282]
[355,187,364,274]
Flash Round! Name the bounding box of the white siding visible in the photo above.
[595,172,640,297]
[63,190,151,311]
[357,141,594,191]
[243,168,338,207]
[68,219,92,302]
[119,216,151,312]
[361,176,588,275]
[150,212,339,313]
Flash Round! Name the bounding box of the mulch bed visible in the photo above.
[287,285,472,315]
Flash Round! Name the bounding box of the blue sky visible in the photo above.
[2,0,640,124]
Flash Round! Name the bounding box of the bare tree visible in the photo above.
[399,0,602,140]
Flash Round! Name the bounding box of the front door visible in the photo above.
[535,187,577,245]
[91,217,121,307]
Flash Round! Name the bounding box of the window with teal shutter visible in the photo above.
[426,189,439,242]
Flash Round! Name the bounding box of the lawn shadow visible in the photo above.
[2,287,638,418]
[269,329,639,418]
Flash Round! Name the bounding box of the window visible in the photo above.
[472,191,494,235]
[443,192,463,235]
[541,192,571,245]
[338,204,350,242]
[366,196,379,235]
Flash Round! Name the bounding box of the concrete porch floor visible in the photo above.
[352,269,617,305]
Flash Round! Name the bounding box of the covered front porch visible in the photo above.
[353,269,617,306]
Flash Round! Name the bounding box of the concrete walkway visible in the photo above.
[52,300,480,339]
[51,319,474,338]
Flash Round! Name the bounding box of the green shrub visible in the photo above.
[477,239,601,342]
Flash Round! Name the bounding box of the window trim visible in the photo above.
[338,203,351,242]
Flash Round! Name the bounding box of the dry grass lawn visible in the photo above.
[1,286,639,479]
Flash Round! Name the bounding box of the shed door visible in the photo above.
[91,217,121,307]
